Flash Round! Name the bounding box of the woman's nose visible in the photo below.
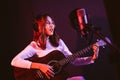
[50,23,55,28]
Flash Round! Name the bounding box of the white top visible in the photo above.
[11,39,94,69]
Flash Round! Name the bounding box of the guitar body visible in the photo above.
[14,39,106,80]
[14,50,70,80]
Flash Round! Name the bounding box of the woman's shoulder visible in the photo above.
[58,38,62,43]
[59,38,66,44]
[59,38,65,42]
[29,41,37,48]
[29,41,42,50]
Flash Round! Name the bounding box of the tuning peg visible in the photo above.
[97,39,99,42]
[102,46,105,48]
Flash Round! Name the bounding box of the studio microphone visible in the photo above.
[76,8,88,37]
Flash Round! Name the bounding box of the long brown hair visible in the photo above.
[33,13,60,49]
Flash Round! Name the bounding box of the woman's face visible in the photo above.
[45,16,55,36]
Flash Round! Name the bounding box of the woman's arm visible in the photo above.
[59,39,99,66]
[11,42,55,79]
[11,44,36,69]
[71,44,99,66]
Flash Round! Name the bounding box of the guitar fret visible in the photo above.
[59,45,93,66]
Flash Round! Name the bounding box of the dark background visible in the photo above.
[1,0,120,80]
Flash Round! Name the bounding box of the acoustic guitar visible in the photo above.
[14,39,106,80]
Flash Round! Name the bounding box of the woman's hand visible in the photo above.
[92,44,99,60]
[31,62,55,79]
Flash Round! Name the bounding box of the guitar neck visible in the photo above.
[59,44,93,66]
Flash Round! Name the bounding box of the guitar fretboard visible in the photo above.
[59,45,93,66]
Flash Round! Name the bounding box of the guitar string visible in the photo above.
[36,70,44,79]
[58,45,92,66]
[31,44,94,79]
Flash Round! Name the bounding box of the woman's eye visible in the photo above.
[46,21,55,25]
[46,21,50,24]
[52,21,55,25]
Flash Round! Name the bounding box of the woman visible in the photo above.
[11,13,99,80]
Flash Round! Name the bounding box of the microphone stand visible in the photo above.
[86,25,120,53]
[85,25,120,80]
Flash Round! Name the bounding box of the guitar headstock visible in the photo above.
[96,37,111,47]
